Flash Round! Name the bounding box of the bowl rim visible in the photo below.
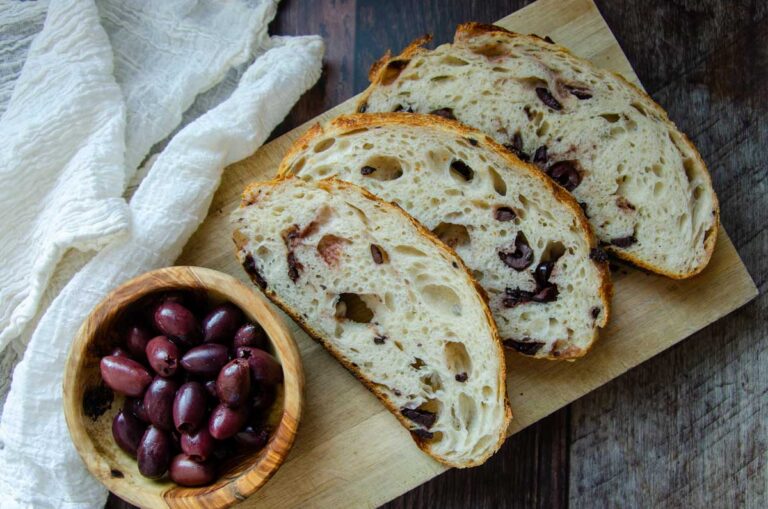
[62,266,304,509]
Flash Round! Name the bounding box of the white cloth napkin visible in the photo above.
[0,0,324,507]
[0,0,284,352]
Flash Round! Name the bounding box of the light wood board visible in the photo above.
[176,0,759,506]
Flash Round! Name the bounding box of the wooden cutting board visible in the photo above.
[177,0,758,506]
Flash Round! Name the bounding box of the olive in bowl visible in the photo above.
[63,266,302,509]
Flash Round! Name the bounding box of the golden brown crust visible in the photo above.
[355,22,719,280]
[277,112,612,360]
[234,176,512,468]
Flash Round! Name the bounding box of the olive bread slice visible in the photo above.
[231,177,511,467]
[279,113,611,359]
[358,22,719,278]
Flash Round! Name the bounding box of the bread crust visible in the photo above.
[234,176,512,468]
[278,112,612,360]
[355,22,719,279]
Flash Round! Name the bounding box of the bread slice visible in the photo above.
[357,22,719,278]
[231,177,511,467]
[278,113,611,359]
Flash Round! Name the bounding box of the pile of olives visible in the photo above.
[100,291,283,486]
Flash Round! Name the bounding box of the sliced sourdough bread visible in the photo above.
[231,177,511,467]
[278,113,611,359]
[357,22,719,278]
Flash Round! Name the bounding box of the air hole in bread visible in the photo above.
[430,75,454,83]
[472,43,506,59]
[683,158,696,183]
[444,341,472,377]
[420,284,462,316]
[541,240,566,263]
[600,113,620,123]
[339,127,370,137]
[449,159,474,182]
[394,245,428,257]
[362,155,404,181]
[314,137,336,153]
[630,102,648,117]
[458,393,475,427]
[481,166,506,196]
[536,120,550,137]
[381,59,410,85]
[441,55,469,66]
[421,373,444,394]
[317,235,350,267]
[394,340,404,351]
[472,269,484,282]
[347,204,370,225]
[291,157,306,173]
[411,357,426,370]
[431,222,470,249]
[335,293,374,323]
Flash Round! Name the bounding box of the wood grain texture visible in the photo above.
[64,266,304,509]
[106,0,765,507]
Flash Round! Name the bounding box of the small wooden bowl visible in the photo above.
[63,266,303,509]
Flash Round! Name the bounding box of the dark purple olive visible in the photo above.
[137,426,172,479]
[110,346,130,358]
[232,323,268,350]
[250,383,276,412]
[202,303,243,344]
[100,356,152,397]
[112,410,147,457]
[208,403,248,440]
[180,427,217,462]
[143,377,178,431]
[234,425,270,449]
[145,336,179,377]
[169,454,217,487]
[204,380,218,399]
[173,382,208,433]
[125,325,152,360]
[236,348,283,385]
[179,344,229,378]
[154,301,201,347]
[125,397,150,423]
[216,359,251,408]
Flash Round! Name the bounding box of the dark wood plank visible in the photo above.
[569,0,768,506]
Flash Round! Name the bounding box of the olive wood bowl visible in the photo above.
[63,266,303,509]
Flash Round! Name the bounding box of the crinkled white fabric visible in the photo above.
[0,35,324,509]
[0,0,49,117]
[0,0,130,352]
[0,0,281,352]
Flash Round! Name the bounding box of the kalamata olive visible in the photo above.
[179,344,229,378]
[204,380,218,399]
[202,303,243,344]
[216,359,251,408]
[233,425,269,449]
[252,384,277,415]
[173,382,208,432]
[126,397,150,423]
[137,426,172,479]
[125,325,152,360]
[110,346,130,358]
[143,377,179,431]
[145,336,179,377]
[154,301,201,347]
[100,356,152,397]
[112,410,147,456]
[180,427,216,461]
[209,403,248,440]
[236,348,283,386]
[232,323,268,350]
[169,454,217,487]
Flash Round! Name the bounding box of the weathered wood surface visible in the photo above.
[109,0,766,507]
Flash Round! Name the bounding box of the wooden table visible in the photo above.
[109,0,767,507]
